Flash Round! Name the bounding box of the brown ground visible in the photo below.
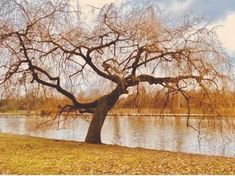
[0,133,234,174]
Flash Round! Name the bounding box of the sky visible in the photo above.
[71,0,235,57]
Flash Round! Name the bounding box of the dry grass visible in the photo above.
[0,133,234,175]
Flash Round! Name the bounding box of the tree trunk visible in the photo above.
[85,87,121,144]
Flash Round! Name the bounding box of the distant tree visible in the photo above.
[0,0,229,143]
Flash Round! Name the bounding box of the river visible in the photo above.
[0,115,234,157]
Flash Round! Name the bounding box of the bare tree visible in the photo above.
[0,0,229,143]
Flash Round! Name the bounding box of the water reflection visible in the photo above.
[0,115,234,157]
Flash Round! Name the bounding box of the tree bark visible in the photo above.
[85,87,121,144]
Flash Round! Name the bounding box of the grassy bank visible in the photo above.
[0,133,234,174]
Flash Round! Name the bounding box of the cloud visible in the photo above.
[70,0,123,12]
[128,0,235,22]
[126,0,235,55]
[79,0,122,9]
[188,0,235,21]
[69,0,124,23]
[164,0,193,14]
[69,0,235,54]
[215,12,235,53]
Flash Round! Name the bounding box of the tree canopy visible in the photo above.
[0,0,230,143]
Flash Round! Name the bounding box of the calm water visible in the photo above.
[0,115,234,157]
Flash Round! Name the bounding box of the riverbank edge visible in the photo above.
[0,133,234,174]
[1,111,235,118]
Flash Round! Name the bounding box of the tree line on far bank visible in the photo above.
[1,87,235,116]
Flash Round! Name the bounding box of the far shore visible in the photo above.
[0,109,235,118]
